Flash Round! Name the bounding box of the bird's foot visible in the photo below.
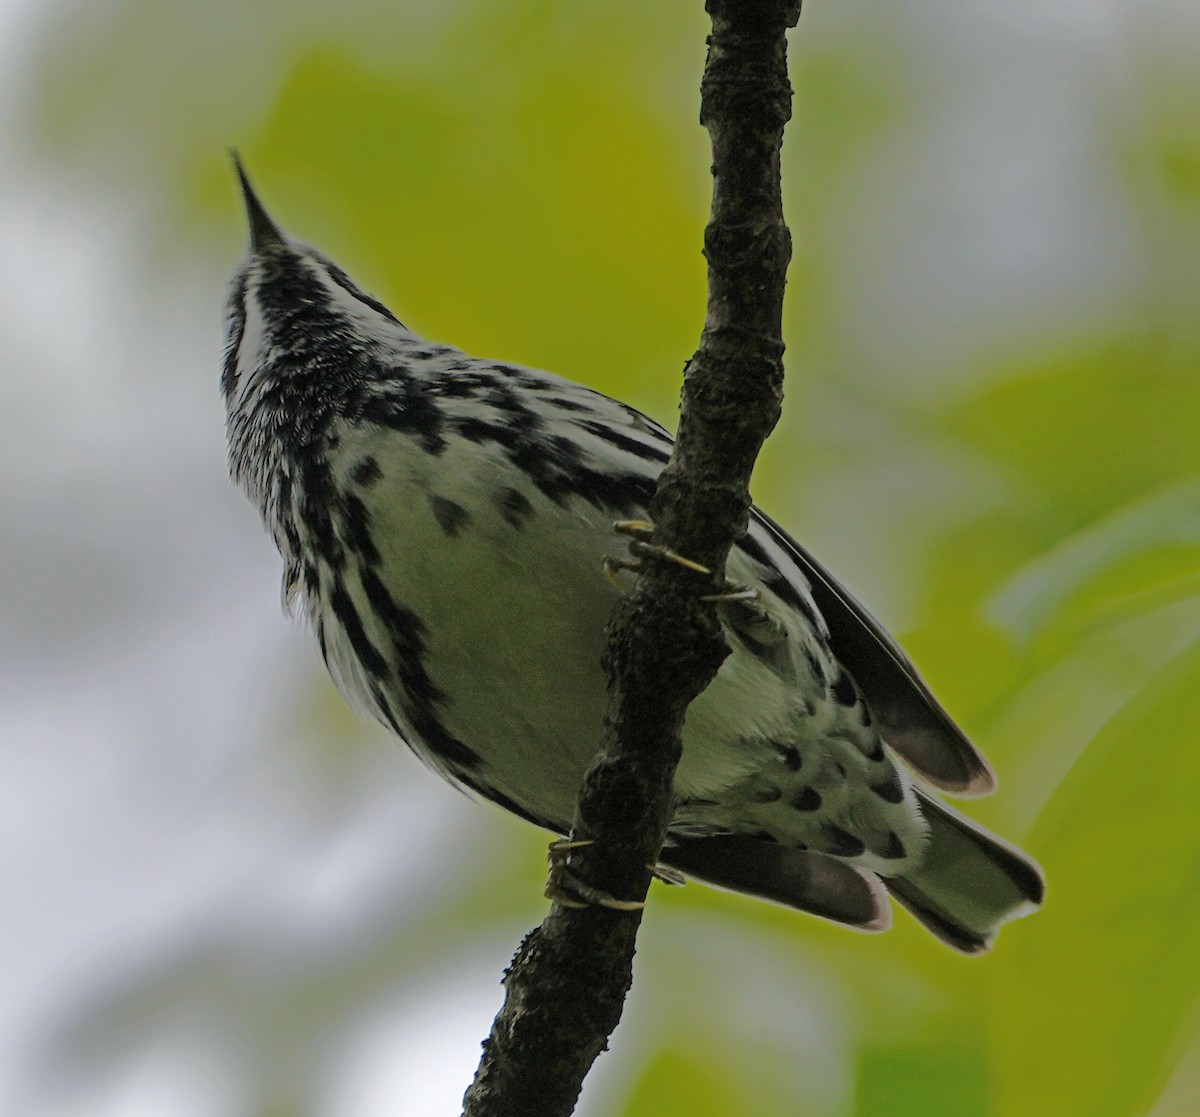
[544,839,646,912]
[706,581,789,651]
[603,520,712,589]
[700,582,759,604]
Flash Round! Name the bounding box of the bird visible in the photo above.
[223,158,1044,953]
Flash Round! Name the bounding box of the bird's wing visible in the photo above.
[742,510,996,796]
[587,396,995,797]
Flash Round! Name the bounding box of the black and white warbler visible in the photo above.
[223,161,1043,953]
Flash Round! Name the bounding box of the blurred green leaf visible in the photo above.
[991,478,1200,648]
[947,341,1200,533]
[856,1044,988,1117]
[620,1048,749,1117]
[992,638,1200,1117]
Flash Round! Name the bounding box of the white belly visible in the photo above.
[307,416,926,875]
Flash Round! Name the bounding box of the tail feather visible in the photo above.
[661,835,892,934]
[661,794,1042,953]
[888,790,1045,953]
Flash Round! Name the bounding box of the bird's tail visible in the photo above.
[888,789,1045,953]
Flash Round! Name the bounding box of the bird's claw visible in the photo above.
[603,520,712,586]
[544,838,647,912]
[700,583,759,604]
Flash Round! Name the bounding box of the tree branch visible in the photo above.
[461,3,801,1114]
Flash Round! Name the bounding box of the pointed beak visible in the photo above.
[230,151,285,252]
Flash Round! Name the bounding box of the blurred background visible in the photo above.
[2,0,1198,1114]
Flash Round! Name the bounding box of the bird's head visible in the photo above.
[222,155,410,414]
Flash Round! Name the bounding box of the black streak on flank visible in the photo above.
[454,770,559,833]
[357,568,438,699]
[428,494,471,538]
[351,456,383,487]
[329,585,388,678]
[832,669,857,707]
[299,468,344,572]
[356,566,481,771]
[736,531,823,633]
[276,474,302,557]
[550,434,583,460]
[567,466,655,515]
[485,381,540,425]
[221,275,247,401]
[822,825,866,858]
[792,787,821,812]
[370,682,407,737]
[575,419,672,465]
[878,831,907,860]
[439,376,482,399]
[870,769,904,804]
[804,647,826,686]
[497,487,534,528]
[551,396,594,413]
[453,415,504,445]
[358,378,447,455]
[283,561,301,601]
[303,562,320,599]
[777,744,803,772]
[342,492,381,565]
[449,412,654,516]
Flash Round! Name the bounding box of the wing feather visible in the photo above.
[744,511,996,796]
[603,403,995,798]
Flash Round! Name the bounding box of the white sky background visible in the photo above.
[0,0,1194,1114]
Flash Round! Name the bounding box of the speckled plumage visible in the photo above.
[223,163,1044,952]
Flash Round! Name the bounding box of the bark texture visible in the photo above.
[461,3,801,1114]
